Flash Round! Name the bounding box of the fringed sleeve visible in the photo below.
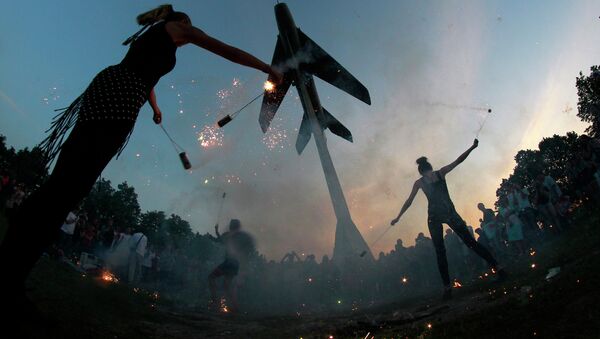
[38,96,83,168]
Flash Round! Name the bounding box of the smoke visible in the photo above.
[272,43,317,74]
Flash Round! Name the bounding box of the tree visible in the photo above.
[82,180,141,231]
[82,178,116,221]
[165,214,193,249]
[576,65,600,137]
[139,210,166,249]
[112,182,141,230]
[0,135,48,191]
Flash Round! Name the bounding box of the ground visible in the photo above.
[2,213,600,339]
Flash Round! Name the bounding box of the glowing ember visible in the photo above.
[101,270,119,283]
[427,323,432,329]
[402,277,408,283]
[197,125,224,148]
[453,280,463,288]
[220,298,229,313]
[264,80,275,92]
[262,123,289,151]
[530,250,536,256]
[217,88,232,100]
[531,263,536,269]
[308,277,313,283]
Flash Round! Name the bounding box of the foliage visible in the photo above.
[576,65,600,137]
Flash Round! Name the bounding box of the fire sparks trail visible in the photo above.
[197,125,224,148]
[217,88,232,101]
[263,126,289,150]
[262,117,289,151]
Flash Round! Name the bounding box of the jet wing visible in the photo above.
[259,36,292,133]
[297,29,371,105]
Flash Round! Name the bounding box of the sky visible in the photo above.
[1,0,598,260]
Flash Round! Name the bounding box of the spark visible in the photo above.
[264,80,275,93]
[220,298,229,313]
[262,120,289,151]
[427,323,432,329]
[197,125,224,148]
[217,88,232,100]
[402,277,408,283]
[453,280,463,288]
[531,263,536,269]
[232,78,242,87]
[101,270,119,283]
[337,300,342,304]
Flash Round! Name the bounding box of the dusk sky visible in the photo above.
[1,0,597,260]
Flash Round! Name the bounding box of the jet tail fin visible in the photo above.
[323,108,353,143]
[295,107,353,155]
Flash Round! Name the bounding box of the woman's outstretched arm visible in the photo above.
[167,22,283,83]
[391,181,421,225]
[439,139,479,176]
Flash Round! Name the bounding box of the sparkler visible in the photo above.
[217,81,277,128]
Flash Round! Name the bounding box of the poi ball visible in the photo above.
[179,152,192,170]
[217,115,233,128]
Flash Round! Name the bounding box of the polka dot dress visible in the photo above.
[78,64,148,123]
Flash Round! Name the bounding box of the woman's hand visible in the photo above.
[153,110,162,124]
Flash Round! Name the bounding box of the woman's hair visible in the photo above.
[136,4,190,26]
[416,156,433,175]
